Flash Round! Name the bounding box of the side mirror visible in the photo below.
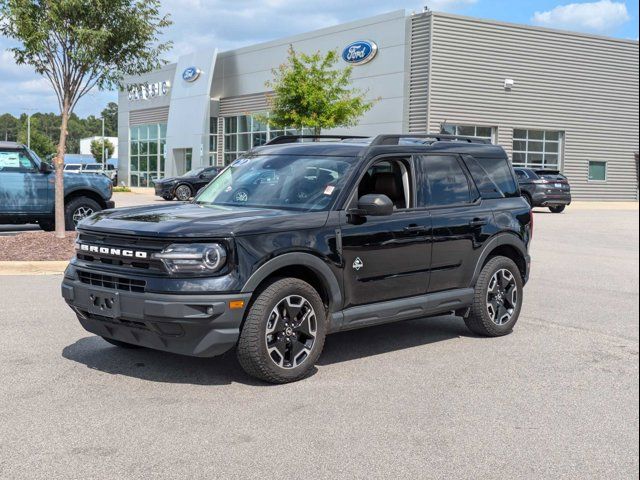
[355,194,394,217]
[39,162,53,173]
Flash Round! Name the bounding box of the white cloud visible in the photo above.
[424,0,478,12]
[532,0,630,33]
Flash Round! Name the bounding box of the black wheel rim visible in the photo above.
[265,295,317,369]
[486,268,518,325]
[72,206,94,225]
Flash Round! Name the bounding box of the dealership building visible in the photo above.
[117,9,639,200]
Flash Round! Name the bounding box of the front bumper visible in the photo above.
[61,277,251,358]
[154,183,175,198]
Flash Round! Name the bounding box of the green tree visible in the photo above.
[264,46,376,135]
[90,138,115,164]
[0,0,171,236]
[17,115,55,158]
[0,113,19,141]
[101,102,118,137]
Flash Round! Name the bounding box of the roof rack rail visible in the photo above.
[265,135,369,145]
[369,134,491,146]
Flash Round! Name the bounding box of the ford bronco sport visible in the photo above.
[0,142,115,231]
[61,134,532,383]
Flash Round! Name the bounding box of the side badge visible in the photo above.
[353,257,364,271]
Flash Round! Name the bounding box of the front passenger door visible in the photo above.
[0,149,51,214]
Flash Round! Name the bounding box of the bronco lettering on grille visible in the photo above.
[78,243,148,259]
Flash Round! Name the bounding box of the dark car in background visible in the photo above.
[515,168,571,213]
[153,166,223,201]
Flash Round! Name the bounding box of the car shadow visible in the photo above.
[61,315,469,386]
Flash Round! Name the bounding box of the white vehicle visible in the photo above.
[82,163,118,184]
[63,163,83,173]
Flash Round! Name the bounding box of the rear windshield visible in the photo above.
[535,170,566,181]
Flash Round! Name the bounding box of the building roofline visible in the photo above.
[421,10,639,46]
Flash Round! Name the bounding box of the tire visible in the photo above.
[64,196,102,231]
[162,194,174,201]
[233,188,250,203]
[175,184,193,201]
[464,256,524,337]
[237,278,327,384]
[522,194,533,208]
[39,220,55,231]
[101,337,142,349]
[549,205,565,213]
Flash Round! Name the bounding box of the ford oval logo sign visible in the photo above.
[182,66,201,82]
[342,41,378,65]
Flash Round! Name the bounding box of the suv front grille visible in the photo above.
[78,271,146,293]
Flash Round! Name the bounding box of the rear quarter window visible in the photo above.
[463,155,519,198]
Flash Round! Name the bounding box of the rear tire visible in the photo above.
[64,196,102,231]
[522,194,533,208]
[464,256,523,337]
[237,278,327,384]
[549,205,565,213]
[101,337,141,349]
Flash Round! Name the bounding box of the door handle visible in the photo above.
[404,224,428,233]
[469,218,488,227]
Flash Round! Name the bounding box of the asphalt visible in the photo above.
[0,206,638,479]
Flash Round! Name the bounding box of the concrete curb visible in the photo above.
[0,261,68,276]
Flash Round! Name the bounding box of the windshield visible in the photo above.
[184,168,205,177]
[195,154,357,211]
[65,164,82,170]
[84,165,101,171]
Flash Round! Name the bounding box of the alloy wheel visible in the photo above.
[265,295,317,369]
[486,268,518,325]
[176,185,191,201]
[72,206,94,225]
[234,190,249,203]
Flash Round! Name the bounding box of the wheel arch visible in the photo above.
[64,188,108,209]
[470,233,529,286]
[241,253,343,314]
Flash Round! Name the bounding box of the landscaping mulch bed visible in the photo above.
[0,231,77,261]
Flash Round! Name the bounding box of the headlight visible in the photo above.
[152,243,227,274]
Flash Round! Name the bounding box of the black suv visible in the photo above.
[61,134,532,383]
[153,166,223,201]
[514,167,571,213]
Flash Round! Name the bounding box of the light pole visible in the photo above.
[101,116,106,167]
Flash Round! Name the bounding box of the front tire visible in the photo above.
[464,256,523,337]
[64,196,101,231]
[175,184,193,201]
[162,194,174,201]
[549,205,566,213]
[237,278,327,384]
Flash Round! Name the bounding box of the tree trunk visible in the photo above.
[53,103,70,238]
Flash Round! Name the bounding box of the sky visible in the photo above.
[1,0,638,118]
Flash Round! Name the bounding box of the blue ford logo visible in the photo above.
[342,41,378,65]
[182,66,201,82]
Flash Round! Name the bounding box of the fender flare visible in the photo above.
[241,252,343,312]
[64,187,110,208]
[469,233,529,286]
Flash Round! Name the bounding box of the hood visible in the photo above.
[79,202,328,238]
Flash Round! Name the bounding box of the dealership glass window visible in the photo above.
[512,129,562,169]
[129,123,166,187]
[209,117,218,166]
[588,161,607,181]
[441,124,496,143]
[223,115,313,165]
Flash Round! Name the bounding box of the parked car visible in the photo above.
[153,166,223,201]
[63,163,83,173]
[82,163,118,185]
[0,142,115,231]
[61,133,532,384]
[514,167,571,213]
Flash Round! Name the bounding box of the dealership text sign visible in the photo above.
[127,81,171,101]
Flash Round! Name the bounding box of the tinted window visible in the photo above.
[464,155,519,198]
[418,155,471,206]
[515,169,528,180]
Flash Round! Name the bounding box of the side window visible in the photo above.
[475,156,519,197]
[356,158,413,210]
[418,155,472,207]
[0,150,35,173]
[515,169,528,180]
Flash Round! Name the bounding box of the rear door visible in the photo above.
[416,154,493,292]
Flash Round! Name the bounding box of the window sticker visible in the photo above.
[0,152,21,169]
[323,185,335,195]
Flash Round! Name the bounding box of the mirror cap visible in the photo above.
[357,194,394,216]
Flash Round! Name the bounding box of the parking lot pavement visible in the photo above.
[0,207,638,479]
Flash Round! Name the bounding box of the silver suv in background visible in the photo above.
[82,163,118,185]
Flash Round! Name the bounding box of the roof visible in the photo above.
[0,141,23,149]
